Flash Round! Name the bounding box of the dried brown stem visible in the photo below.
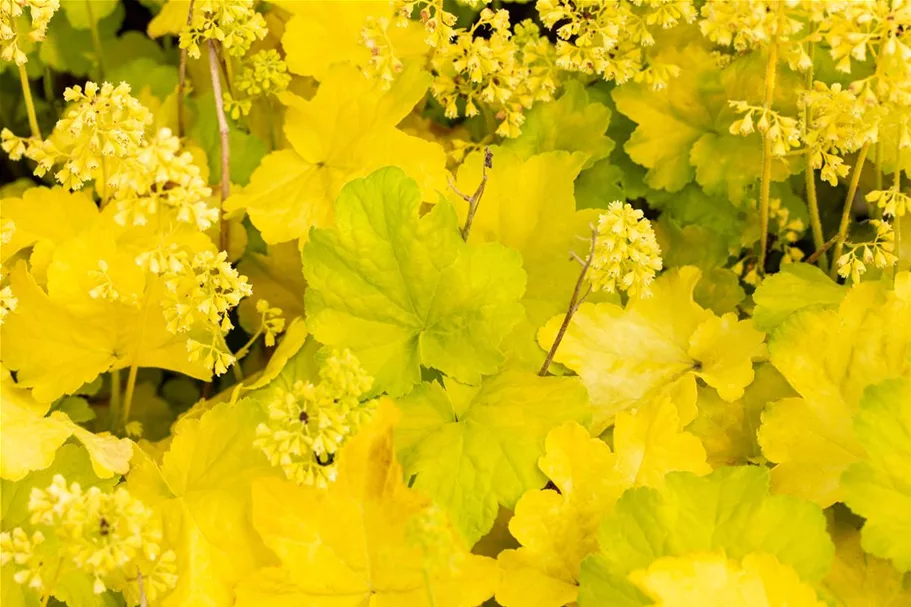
[207,40,231,251]
[539,227,597,377]
[451,147,493,241]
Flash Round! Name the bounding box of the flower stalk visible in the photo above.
[207,40,231,251]
[830,142,871,278]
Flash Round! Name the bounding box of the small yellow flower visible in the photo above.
[179,0,267,60]
[255,299,286,347]
[0,0,59,64]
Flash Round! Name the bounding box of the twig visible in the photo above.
[177,0,195,138]
[207,40,231,251]
[539,227,597,377]
[806,233,839,265]
[452,147,493,241]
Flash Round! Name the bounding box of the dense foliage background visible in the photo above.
[1,1,910,606]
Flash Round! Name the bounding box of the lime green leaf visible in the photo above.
[655,216,730,271]
[303,167,526,396]
[60,0,119,29]
[126,401,276,607]
[108,58,177,100]
[752,263,848,333]
[52,396,96,423]
[842,378,911,571]
[612,42,797,203]
[758,275,911,506]
[236,402,498,607]
[578,466,834,607]
[503,81,614,168]
[396,370,590,544]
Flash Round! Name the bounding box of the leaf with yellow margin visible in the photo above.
[236,401,498,607]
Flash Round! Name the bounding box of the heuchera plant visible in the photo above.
[1,1,910,606]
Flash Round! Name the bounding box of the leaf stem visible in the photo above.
[539,227,597,377]
[830,142,871,278]
[84,0,105,80]
[122,276,157,428]
[233,325,264,363]
[109,368,122,433]
[17,63,41,139]
[207,40,231,251]
[177,0,196,139]
[450,147,492,241]
[758,12,782,274]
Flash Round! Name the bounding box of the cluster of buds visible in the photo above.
[224,49,291,119]
[0,0,59,64]
[1,476,177,603]
[162,250,252,375]
[729,101,801,158]
[3,81,153,191]
[361,15,405,86]
[254,299,285,347]
[179,0,267,59]
[588,201,663,298]
[254,349,376,488]
[836,219,898,283]
[538,0,696,87]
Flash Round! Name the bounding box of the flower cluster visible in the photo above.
[769,197,806,264]
[588,201,663,298]
[800,82,878,186]
[729,101,801,159]
[537,0,696,87]
[867,186,909,218]
[362,15,405,86]
[1,475,176,604]
[179,0,267,59]
[836,219,898,283]
[254,349,376,488]
[254,299,285,347]
[699,0,808,54]
[405,504,464,573]
[224,50,291,119]
[112,128,216,230]
[431,9,558,137]
[162,250,252,375]
[0,0,59,64]
[3,81,153,191]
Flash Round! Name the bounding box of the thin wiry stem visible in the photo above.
[85,0,106,79]
[757,6,782,274]
[177,0,195,138]
[17,63,41,139]
[830,142,871,278]
[207,40,231,251]
[450,147,493,241]
[802,43,827,271]
[539,227,597,377]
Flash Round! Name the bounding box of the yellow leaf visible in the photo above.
[224,64,448,245]
[0,186,98,283]
[236,241,306,334]
[281,1,427,80]
[236,401,498,607]
[126,401,277,607]
[147,0,191,38]
[0,370,132,481]
[538,267,766,434]
[452,148,598,368]
[498,423,627,607]
[758,275,911,506]
[613,396,710,487]
[628,552,825,607]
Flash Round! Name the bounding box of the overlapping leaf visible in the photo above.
[303,167,526,396]
[395,370,591,545]
[225,65,448,244]
[235,402,498,607]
